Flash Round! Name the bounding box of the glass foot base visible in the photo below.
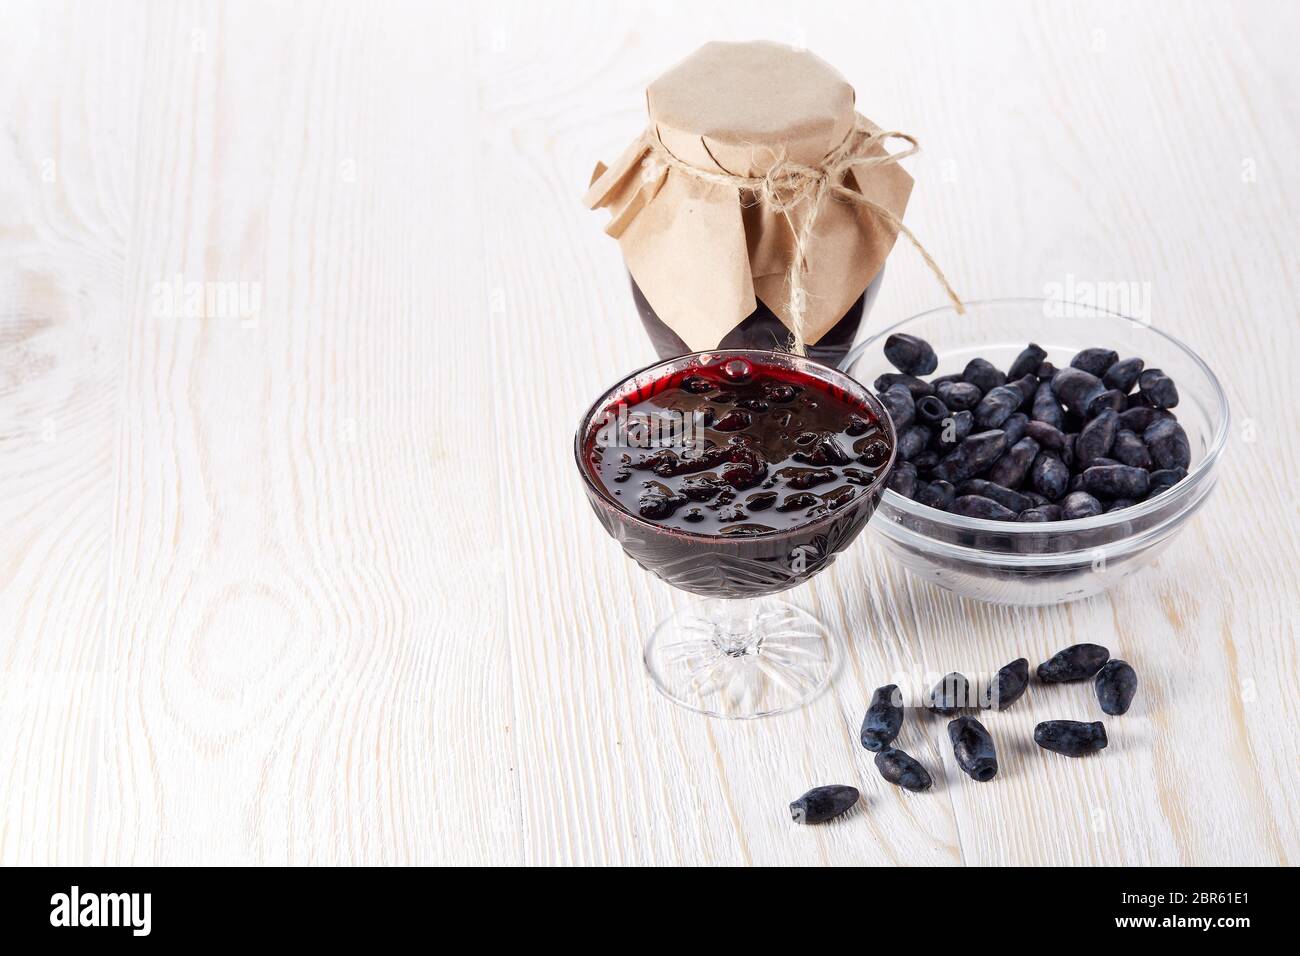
[644,597,838,719]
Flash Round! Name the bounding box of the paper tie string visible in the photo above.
[645,118,966,355]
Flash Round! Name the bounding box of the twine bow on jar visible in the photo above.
[645,117,966,355]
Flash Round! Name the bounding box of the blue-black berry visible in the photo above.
[915,394,951,427]
[975,386,1022,428]
[916,479,956,510]
[878,383,916,430]
[1033,720,1108,757]
[962,357,1006,394]
[1076,408,1119,465]
[1138,368,1179,409]
[897,425,930,461]
[927,672,972,715]
[1081,464,1150,499]
[1143,418,1191,470]
[959,479,1032,513]
[884,333,939,375]
[1037,643,1110,682]
[1088,388,1127,416]
[948,716,998,781]
[931,410,974,452]
[937,380,982,412]
[1103,356,1144,392]
[1024,419,1068,450]
[1008,343,1048,380]
[1118,405,1168,432]
[887,460,918,498]
[874,373,934,398]
[1111,429,1153,469]
[952,495,1018,521]
[1030,452,1070,500]
[912,450,941,472]
[982,658,1030,711]
[1060,491,1103,519]
[1094,660,1138,715]
[1051,367,1105,412]
[1148,466,1188,497]
[1070,347,1119,378]
[789,785,860,824]
[1002,412,1029,446]
[874,748,933,792]
[987,436,1040,489]
[1018,504,1062,521]
[931,430,1008,483]
[860,684,905,751]
[1032,382,1066,430]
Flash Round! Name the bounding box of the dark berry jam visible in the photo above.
[584,355,893,536]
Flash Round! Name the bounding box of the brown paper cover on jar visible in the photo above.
[584,41,913,352]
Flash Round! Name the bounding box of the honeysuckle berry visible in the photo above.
[1034,720,1108,757]
[874,748,933,792]
[1095,660,1138,715]
[948,716,998,781]
[860,684,905,752]
[789,785,860,824]
[982,658,1030,711]
[1037,643,1110,683]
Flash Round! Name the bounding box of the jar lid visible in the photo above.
[648,41,857,176]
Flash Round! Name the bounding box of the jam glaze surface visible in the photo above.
[585,355,893,536]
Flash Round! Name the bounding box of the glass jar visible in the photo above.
[629,268,885,369]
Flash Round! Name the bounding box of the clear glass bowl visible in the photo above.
[844,299,1230,605]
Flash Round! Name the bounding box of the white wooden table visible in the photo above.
[2,0,1296,866]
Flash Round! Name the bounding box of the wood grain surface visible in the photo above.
[0,0,1296,865]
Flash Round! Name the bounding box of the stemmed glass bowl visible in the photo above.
[575,349,896,718]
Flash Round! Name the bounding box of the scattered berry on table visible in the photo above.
[927,671,972,715]
[948,716,999,781]
[1037,643,1110,683]
[1033,719,1108,757]
[874,748,934,792]
[1094,660,1139,715]
[860,684,905,752]
[982,658,1030,711]
[789,785,860,824]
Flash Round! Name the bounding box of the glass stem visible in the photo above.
[706,598,760,657]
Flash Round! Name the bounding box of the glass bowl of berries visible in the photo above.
[844,298,1230,605]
